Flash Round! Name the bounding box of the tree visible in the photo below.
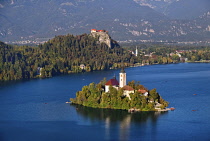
[149,88,159,102]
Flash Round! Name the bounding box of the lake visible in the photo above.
[0,63,210,141]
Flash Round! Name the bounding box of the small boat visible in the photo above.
[66,101,71,104]
[170,107,175,111]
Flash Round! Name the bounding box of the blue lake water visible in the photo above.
[0,63,210,141]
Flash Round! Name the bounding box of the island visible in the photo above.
[70,68,170,112]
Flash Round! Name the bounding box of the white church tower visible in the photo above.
[119,68,126,88]
[135,46,138,57]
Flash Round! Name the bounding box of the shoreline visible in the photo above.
[1,62,209,82]
[187,60,210,63]
[128,107,175,113]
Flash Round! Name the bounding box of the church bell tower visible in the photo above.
[135,46,138,57]
[119,68,126,88]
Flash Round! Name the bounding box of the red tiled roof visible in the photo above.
[105,78,119,86]
[91,29,108,32]
[138,89,147,93]
[122,85,134,91]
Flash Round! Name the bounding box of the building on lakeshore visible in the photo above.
[80,64,86,70]
[135,46,138,57]
[37,67,42,76]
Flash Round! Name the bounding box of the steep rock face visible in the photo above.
[90,30,111,48]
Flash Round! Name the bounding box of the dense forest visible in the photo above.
[70,80,169,111]
[1,33,210,81]
[0,34,135,81]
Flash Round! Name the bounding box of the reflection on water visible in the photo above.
[72,105,168,141]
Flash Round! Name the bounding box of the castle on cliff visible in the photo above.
[91,29,108,33]
[90,29,112,48]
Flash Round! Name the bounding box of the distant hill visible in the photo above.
[0,0,210,43]
[165,0,210,20]
[134,0,177,14]
[134,0,210,20]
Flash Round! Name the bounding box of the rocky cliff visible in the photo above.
[90,30,112,48]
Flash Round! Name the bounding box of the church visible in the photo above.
[105,68,134,100]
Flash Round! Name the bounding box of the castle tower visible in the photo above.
[119,68,126,88]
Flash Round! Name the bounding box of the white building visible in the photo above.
[122,85,134,100]
[135,46,138,57]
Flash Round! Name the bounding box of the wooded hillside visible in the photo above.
[0,34,135,81]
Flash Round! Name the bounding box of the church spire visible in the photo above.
[120,67,125,73]
[135,46,138,57]
[113,74,116,79]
